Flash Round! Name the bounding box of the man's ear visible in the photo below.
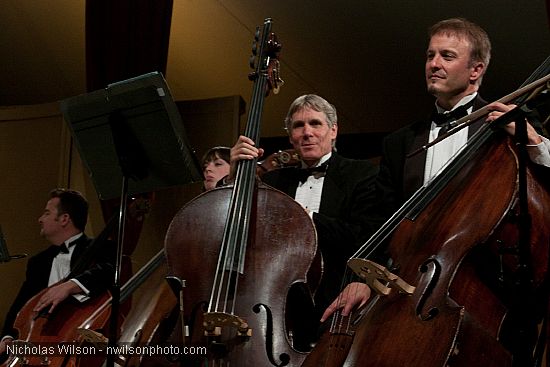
[58,213,71,227]
[330,122,338,140]
[470,62,485,84]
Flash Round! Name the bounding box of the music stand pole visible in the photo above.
[105,175,128,367]
[104,104,149,367]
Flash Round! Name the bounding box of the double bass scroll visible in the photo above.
[257,149,300,177]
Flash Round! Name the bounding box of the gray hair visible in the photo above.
[284,94,338,131]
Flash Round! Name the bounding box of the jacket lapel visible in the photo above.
[318,154,343,216]
[403,123,430,199]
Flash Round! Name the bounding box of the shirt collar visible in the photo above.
[300,151,332,169]
[435,93,477,114]
[64,232,83,247]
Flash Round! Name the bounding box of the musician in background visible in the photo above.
[229,94,385,349]
[201,146,231,191]
[0,189,114,361]
[322,17,550,362]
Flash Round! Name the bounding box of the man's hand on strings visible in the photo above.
[320,282,372,322]
[229,135,265,180]
[485,102,542,145]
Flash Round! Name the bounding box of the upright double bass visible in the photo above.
[303,61,550,367]
[164,18,319,366]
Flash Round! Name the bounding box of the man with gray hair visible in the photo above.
[230,94,384,349]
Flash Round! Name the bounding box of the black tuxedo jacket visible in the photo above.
[261,152,384,312]
[1,234,115,338]
[378,95,487,211]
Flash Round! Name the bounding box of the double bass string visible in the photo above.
[207,27,270,315]
[208,122,255,314]
[228,74,268,315]
[324,264,362,337]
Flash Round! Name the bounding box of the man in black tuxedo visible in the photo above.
[322,17,550,322]
[378,18,549,212]
[230,94,384,348]
[0,189,114,359]
[307,20,550,367]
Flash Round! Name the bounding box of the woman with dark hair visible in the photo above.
[201,146,230,191]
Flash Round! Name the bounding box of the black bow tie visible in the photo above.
[58,241,76,254]
[297,163,328,183]
[432,99,475,126]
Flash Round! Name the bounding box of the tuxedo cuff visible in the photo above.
[69,279,90,302]
[527,135,550,168]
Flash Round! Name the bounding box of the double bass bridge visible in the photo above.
[347,258,415,296]
[203,311,252,337]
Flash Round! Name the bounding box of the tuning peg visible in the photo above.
[267,33,282,53]
[251,26,260,55]
[248,72,258,81]
[249,55,256,70]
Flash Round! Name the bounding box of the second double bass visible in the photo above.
[303,62,550,366]
[164,18,318,366]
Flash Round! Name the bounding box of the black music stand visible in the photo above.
[60,71,202,367]
[0,225,27,263]
[61,71,202,200]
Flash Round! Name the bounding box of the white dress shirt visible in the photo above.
[424,94,476,184]
[527,135,550,167]
[48,232,90,301]
[424,93,550,183]
[294,152,332,216]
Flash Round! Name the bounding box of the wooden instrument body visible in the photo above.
[2,289,110,367]
[164,183,317,367]
[342,134,549,367]
[302,128,550,367]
